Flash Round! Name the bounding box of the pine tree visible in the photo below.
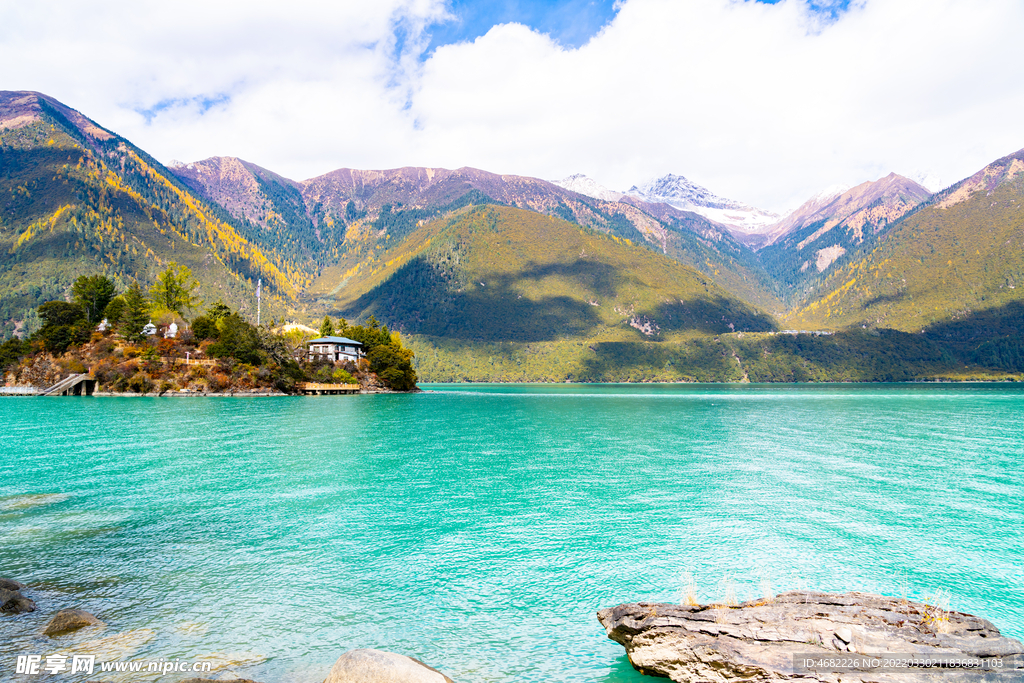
[120,284,151,343]
[72,274,116,324]
[319,315,334,338]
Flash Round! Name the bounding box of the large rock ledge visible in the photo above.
[597,591,1024,682]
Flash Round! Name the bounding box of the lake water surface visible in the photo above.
[1,384,1022,682]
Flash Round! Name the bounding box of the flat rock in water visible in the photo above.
[325,649,454,683]
[43,608,105,636]
[597,591,1024,683]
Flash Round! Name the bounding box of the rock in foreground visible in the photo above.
[598,591,1024,682]
[325,649,454,683]
[0,577,35,614]
[43,608,105,636]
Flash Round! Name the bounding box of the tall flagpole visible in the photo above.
[256,278,262,326]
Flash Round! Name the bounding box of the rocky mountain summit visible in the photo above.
[627,173,781,235]
[551,173,624,202]
[598,591,1023,683]
[0,90,115,143]
[763,173,931,250]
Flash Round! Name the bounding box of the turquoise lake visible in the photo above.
[1,383,1023,681]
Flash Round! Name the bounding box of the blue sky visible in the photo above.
[427,0,621,51]
[4,0,1023,211]
[425,0,852,53]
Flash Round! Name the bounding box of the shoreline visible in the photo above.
[2,378,1022,397]
[0,388,416,397]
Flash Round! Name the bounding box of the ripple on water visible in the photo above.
[0,385,1021,683]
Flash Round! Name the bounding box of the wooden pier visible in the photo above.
[296,382,361,395]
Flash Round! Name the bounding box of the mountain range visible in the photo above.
[2,89,1023,381]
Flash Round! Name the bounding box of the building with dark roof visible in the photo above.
[307,337,364,363]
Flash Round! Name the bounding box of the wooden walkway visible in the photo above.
[296,382,360,395]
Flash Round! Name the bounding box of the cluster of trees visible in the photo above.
[0,262,419,392]
[317,314,417,391]
[0,264,204,366]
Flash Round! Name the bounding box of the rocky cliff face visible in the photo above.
[763,173,931,250]
[598,592,1023,683]
[170,156,304,231]
[756,173,933,302]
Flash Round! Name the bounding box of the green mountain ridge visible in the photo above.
[3,90,1024,382]
[328,204,775,340]
[0,91,296,337]
[759,173,932,304]
[788,148,1024,333]
[172,157,783,313]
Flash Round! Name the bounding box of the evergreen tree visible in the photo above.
[319,315,334,338]
[37,301,85,328]
[191,302,232,340]
[0,337,29,371]
[33,301,89,354]
[120,284,151,343]
[206,301,231,321]
[72,274,116,324]
[103,297,126,326]
[208,313,263,365]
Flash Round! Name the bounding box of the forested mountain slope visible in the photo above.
[325,204,775,340]
[0,91,291,336]
[787,149,1024,336]
[758,173,931,304]
[175,159,783,312]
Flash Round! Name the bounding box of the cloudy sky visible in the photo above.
[3,0,1023,212]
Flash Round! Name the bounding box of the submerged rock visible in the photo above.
[325,649,454,683]
[0,492,71,511]
[43,608,105,636]
[74,627,155,661]
[0,578,35,614]
[597,591,1024,682]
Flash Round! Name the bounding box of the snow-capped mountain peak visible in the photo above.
[551,174,623,202]
[810,183,851,204]
[909,171,943,193]
[627,173,739,211]
[626,173,780,233]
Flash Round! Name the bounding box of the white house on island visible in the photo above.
[307,336,365,363]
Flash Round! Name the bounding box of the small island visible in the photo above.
[0,268,417,396]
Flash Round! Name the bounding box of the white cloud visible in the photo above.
[2,0,1023,211]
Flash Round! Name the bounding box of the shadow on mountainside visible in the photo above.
[341,254,778,342]
[340,255,606,342]
[923,301,1024,371]
[647,296,778,336]
[924,300,1024,342]
[860,291,907,309]
[508,259,624,299]
[578,340,739,382]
